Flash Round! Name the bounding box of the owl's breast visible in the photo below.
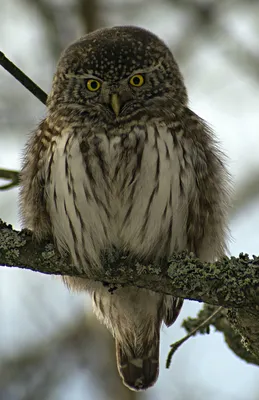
[104,121,193,260]
[84,120,192,260]
[45,120,193,272]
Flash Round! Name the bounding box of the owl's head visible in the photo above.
[48,26,188,122]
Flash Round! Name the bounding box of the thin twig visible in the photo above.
[166,306,223,368]
[0,51,47,105]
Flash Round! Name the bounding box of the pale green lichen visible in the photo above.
[4,248,20,264]
[0,228,26,250]
[41,249,56,260]
[42,243,56,260]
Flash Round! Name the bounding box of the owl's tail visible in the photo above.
[115,330,160,391]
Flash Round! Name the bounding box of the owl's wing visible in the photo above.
[162,108,230,327]
[162,295,183,327]
[19,120,52,239]
[183,108,231,261]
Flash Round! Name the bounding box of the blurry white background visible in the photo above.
[0,0,259,399]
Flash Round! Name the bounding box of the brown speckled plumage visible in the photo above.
[19,26,231,391]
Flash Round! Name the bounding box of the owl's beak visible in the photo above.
[110,93,121,117]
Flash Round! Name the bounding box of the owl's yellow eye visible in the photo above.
[129,74,145,87]
[86,79,101,92]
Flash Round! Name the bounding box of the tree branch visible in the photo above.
[1,218,259,366]
[0,168,19,190]
[0,51,47,105]
[182,304,259,366]
[1,218,259,307]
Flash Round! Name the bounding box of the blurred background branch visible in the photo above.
[0,168,19,190]
[0,314,138,400]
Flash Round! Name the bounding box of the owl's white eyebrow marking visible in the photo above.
[130,62,163,75]
[65,62,163,81]
[65,73,103,81]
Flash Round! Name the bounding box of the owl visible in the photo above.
[19,26,230,391]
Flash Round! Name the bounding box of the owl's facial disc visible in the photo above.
[78,71,149,117]
[107,72,146,117]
